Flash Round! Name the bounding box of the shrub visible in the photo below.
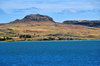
[58,37,65,40]
[19,35,32,38]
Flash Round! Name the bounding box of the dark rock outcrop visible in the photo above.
[23,14,55,22]
[63,20,100,27]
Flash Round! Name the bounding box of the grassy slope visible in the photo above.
[0,21,100,41]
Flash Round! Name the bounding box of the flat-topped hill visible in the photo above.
[63,20,100,27]
[10,14,55,23]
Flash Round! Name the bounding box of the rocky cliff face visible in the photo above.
[23,14,54,22]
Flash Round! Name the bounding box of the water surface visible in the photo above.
[0,40,100,66]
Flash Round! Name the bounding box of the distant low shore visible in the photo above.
[0,39,99,42]
[0,40,100,43]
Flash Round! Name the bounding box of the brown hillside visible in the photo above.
[0,14,100,41]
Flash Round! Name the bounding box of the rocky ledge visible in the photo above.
[23,14,55,22]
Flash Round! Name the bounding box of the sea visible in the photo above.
[0,40,100,66]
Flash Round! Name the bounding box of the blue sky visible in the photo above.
[0,0,100,23]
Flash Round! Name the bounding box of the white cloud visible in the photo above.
[0,0,100,14]
[69,9,78,13]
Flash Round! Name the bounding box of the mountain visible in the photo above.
[63,20,100,28]
[0,14,100,41]
[10,14,55,23]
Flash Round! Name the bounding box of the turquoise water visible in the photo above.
[0,40,100,66]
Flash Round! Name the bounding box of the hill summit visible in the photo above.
[23,14,54,22]
[11,14,55,23]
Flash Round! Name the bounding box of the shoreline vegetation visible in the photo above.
[0,36,80,41]
[0,35,99,42]
[0,14,100,41]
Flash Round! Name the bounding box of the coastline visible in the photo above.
[0,40,100,42]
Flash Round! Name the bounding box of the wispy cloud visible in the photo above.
[0,0,99,14]
[54,9,100,14]
[12,7,40,13]
[0,9,6,14]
